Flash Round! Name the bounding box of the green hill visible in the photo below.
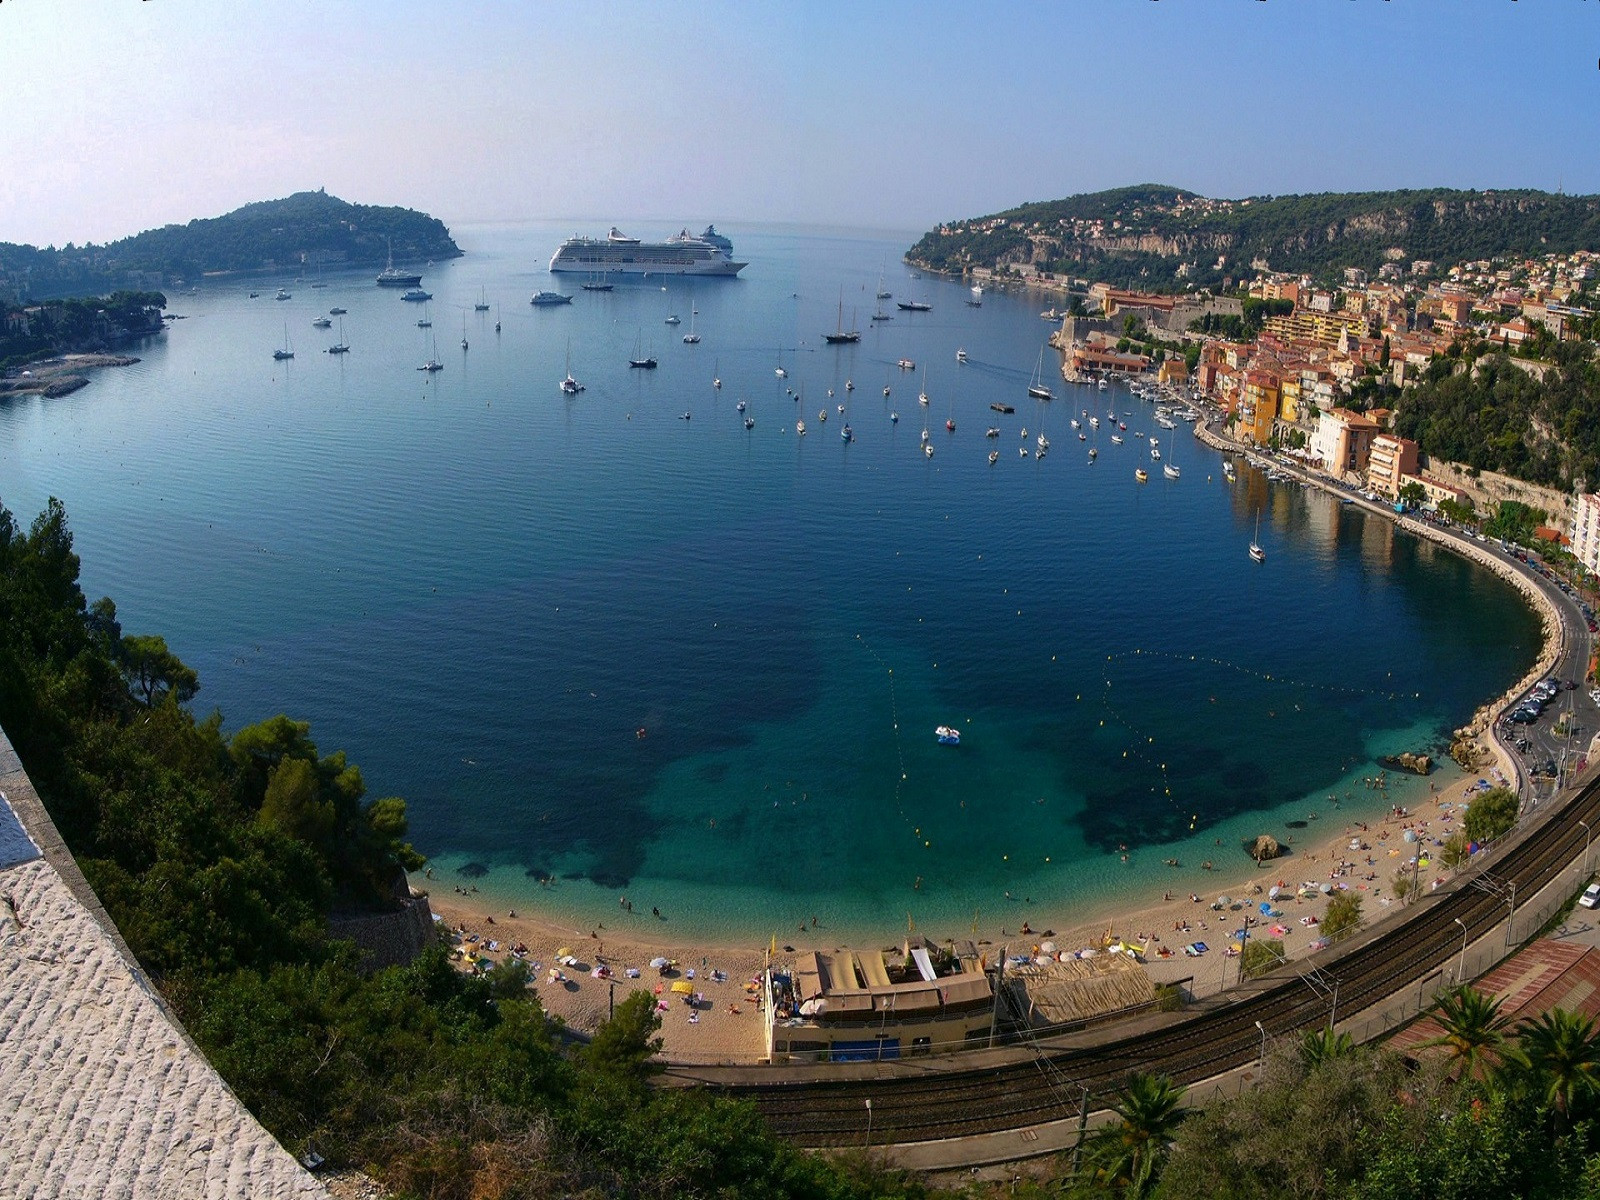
[0,190,461,299]
[908,185,1600,291]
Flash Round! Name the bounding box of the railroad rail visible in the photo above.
[677,771,1600,1147]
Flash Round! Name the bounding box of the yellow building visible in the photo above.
[1279,376,1303,423]
[1241,371,1281,445]
[1158,358,1190,386]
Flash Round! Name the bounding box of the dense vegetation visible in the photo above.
[0,190,460,300]
[0,290,166,369]
[909,184,1600,292]
[1392,339,1600,492]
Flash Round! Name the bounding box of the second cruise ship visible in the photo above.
[548,226,747,277]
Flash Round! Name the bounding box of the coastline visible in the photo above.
[0,353,139,398]
[416,419,1566,1064]
[421,766,1492,1063]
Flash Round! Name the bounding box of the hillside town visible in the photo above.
[1045,245,1600,578]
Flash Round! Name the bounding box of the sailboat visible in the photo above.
[461,312,469,352]
[629,328,658,369]
[1249,514,1266,562]
[682,308,701,344]
[495,305,501,334]
[1163,431,1181,479]
[774,347,787,378]
[474,287,490,312]
[326,317,350,354]
[1027,346,1055,401]
[918,366,930,408]
[560,340,584,394]
[418,331,443,372]
[581,270,614,292]
[272,323,294,360]
[713,359,722,389]
[824,289,861,344]
[417,303,432,329]
[875,271,891,301]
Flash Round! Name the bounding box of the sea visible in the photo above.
[0,220,1542,944]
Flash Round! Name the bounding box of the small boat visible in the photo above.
[401,288,430,302]
[1078,432,1087,442]
[532,291,573,306]
[1135,468,1149,482]
[897,300,932,312]
[823,290,860,344]
[1151,448,1162,460]
[416,303,431,328]
[1018,446,1028,458]
[1089,447,1098,459]
[884,385,892,397]
[775,347,786,378]
[461,312,469,351]
[796,419,807,435]
[1250,514,1266,562]
[1111,434,1124,445]
[682,309,701,344]
[1089,416,1100,428]
[841,423,854,442]
[985,426,1000,438]
[924,442,934,458]
[988,450,1000,465]
[935,725,960,746]
[1040,308,1061,321]
[248,291,260,298]
[629,329,657,369]
[329,306,346,315]
[419,358,443,373]
[326,317,350,355]
[956,348,968,363]
[871,310,893,322]
[845,379,854,392]
[680,411,691,420]
[990,402,1015,414]
[275,288,292,301]
[581,279,614,292]
[665,313,682,325]
[946,418,955,432]
[311,315,332,329]
[736,399,747,413]
[818,409,827,423]
[1038,433,1050,450]
[966,285,983,308]
[272,322,294,360]
[1164,463,1180,479]
[560,341,583,393]
[1027,346,1054,401]
[1098,379,1108,391]
[744,416,755,430]
[897,358,915,370]
[474,288,490,312]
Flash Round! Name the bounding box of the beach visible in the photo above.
[422,766,1493,1063]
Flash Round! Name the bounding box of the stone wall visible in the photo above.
[1421,459,1574,529]
[327,891,436,972]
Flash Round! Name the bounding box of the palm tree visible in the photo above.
[1423,985,1512,1078]
[1080,1072,1187,1197]
[1299,1027,1355,1069]
[1510,1008,1600,1129]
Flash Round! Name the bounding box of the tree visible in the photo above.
[1509,1008,1600,1129]
[1324,891,1364,943]
[1425,985,1512,1078]
[119,633,200,707]
[1299,1027,1355,1068]
[581,990,664,1088]
[1464,787,1520,844]
[1241,938,1286,979]
[1398,480,1427,509]
[1081,1072,1187,1198]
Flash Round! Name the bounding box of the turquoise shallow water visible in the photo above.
[0,221,1540,942]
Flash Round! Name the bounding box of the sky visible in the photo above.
[1,0,1597,247]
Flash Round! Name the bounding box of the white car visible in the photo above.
[1581,883,1600,910]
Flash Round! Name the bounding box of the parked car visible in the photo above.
[1581,883,1600,910]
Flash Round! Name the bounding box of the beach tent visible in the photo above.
[649,956,671,969]
[670,980,694,995]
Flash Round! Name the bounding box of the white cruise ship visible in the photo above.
[549,226,747,277]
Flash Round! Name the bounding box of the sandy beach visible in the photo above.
[422,767,1492,1063]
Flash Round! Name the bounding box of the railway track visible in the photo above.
[686,773,1600,1147]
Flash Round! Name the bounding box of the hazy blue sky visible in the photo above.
[2,1,1596,246]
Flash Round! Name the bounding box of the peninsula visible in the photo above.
[0,190,460,301]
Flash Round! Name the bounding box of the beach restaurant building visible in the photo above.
[764,940,995,1063]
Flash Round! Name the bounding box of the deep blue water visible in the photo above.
[0,221,1541,940]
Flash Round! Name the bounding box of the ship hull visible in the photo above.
[549,253,746,276]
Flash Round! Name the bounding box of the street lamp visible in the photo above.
[1254,1019,1267,1069]
[1453,917,1469,983]
[864,1098,873,1149]
[1581,818,1592,878]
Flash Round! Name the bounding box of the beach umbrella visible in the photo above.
[1216,896,1232,907]
[1268,885,1282,900]
[1259,901,1272,914]
[670,980,694,995]
[649,956,671,969]
[555,946,573,959]
[1039,940,1058,954]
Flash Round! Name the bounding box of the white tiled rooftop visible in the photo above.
[0,732,328,1200]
